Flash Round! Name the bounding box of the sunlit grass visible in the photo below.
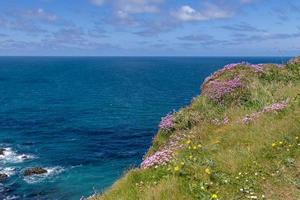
[91,57,300,200]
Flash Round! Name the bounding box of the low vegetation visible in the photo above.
[91,57,300,200]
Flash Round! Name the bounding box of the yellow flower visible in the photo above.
[197,144,202,148]
[211,194,218,199]
[188,146,191,149]
[189,155,193,159]
[205,168,211,175]
[296,136,299,140]
[186,140,191,144]
[174,166,180,172]
[272,143,276,147]
[193,146,197,150]
[279,141,283,145]
[193,158,197,161]
[181,162,185,166]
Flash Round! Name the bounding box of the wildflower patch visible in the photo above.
[242,101,288,124]
[202,76,243,103]
[159,113,175,131]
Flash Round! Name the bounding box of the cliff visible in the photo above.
[91,56,300,200]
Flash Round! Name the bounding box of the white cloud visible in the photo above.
[174,5,205,21]
[120,4,159,14]
[89,0,163,24]
[116,0,163,15]
[90,0,105,6]
[25,8,57,22]
[90,0,163,12]
[111,0,164,26]
[173,4,233,22]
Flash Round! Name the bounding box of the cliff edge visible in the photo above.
[91,57,300,200]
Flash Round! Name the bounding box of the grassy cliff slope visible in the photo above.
[91,57,300,200]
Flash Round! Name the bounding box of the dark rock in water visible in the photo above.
[0,173,8,182]
[288,56,300,65]
[23,167,47,176]
[0,148,5,155]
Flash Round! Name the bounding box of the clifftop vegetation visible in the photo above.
[91,56,300,200]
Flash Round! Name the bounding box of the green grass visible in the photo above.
[90,57,300,200]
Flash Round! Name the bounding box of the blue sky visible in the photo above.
[0,0,299,56]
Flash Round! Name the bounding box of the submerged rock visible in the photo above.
[21,155,29,159]
[0,148,5,155]
[23,167,47,176]
[0,173,8,182]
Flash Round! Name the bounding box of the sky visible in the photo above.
[0,0,299,56]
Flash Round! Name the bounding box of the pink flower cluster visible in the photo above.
[203,63,241,85]
[159,113,174,131]
[242,101,288,124]
[262,102,288,112]
[202,77,243,103]
[275,64,285,68]
[212,116,230,126]
[242,113,259,124]
[140,149,172,169]
[141,134,185,169]
[249,63,264,72]
[203,62,270,86]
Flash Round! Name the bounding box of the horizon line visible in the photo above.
[0,55,295,58]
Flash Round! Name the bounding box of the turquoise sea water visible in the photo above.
[0,57,290,200]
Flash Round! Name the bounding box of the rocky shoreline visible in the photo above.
[0,147,54,183]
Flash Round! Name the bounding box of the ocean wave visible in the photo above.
[3,195,19,200]
[0,147,35,164]
[0,167,16,177]
[0,183,20,200]
[23,166,65,184]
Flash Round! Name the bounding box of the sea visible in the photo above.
[0,57,290,200]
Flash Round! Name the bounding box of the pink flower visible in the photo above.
[242,113,259,124]
[141,130,185,169]
[202,77,243,103]
[159,113,174,131]
[262,101,287,112]
[249,64,264,72]
[140,149,172,169]
[203,62,269,87]
[242,101,287,124]
[203,63,242,85]
[212,116,230,125]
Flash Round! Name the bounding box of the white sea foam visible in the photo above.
[3,195,19,200]
[23,166,65,184]
[0,147,35,164]
[0,167,16,177]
